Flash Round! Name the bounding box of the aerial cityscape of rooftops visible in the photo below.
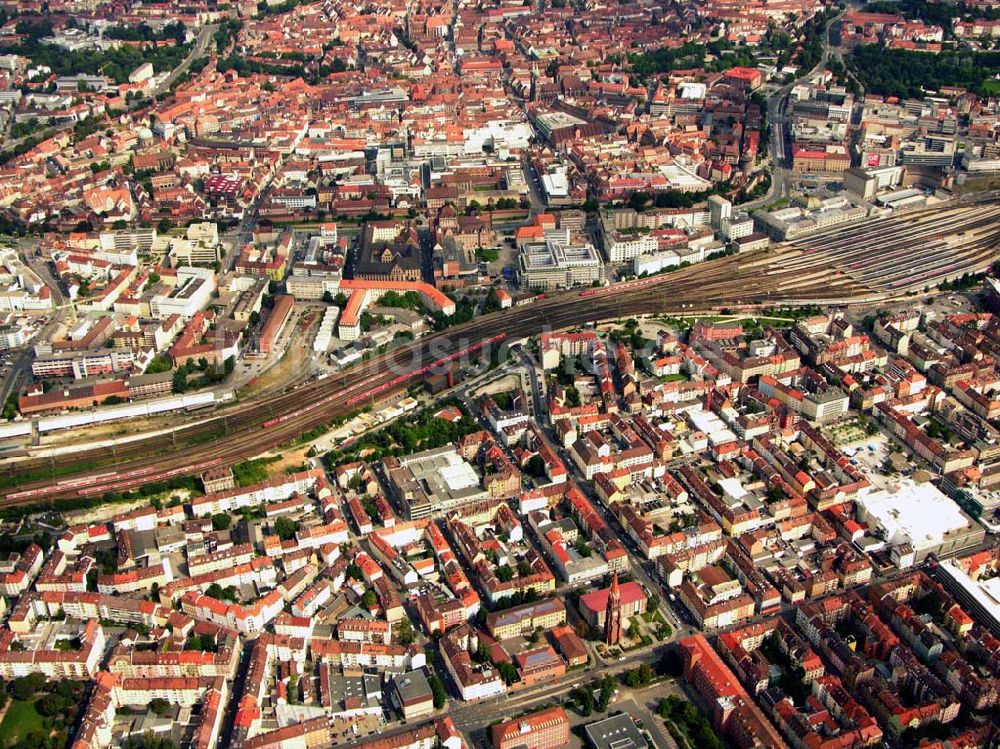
[0,0,997,747]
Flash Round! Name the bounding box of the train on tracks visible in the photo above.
[579,275,666,298]
[262,333,508,427]
[5,458,224,502]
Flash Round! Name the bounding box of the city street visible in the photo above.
[0,240,67,414]
[443,644,670,736]
[0,3,996,749]
[150,24,218,99]
[741,6,849,211]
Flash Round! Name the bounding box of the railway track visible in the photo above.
[784,202,1000,293]
[1,202,997,505]
[0,253,867,504]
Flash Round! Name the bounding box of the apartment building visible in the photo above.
[485,598,567,640]
[0,620,105,680]
[491,707,570,749]
[602,226,658,264]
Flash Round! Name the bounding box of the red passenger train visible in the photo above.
[579,275,663,298]
[262,333,508,427]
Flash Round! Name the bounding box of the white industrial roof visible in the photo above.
[857,481,969,550]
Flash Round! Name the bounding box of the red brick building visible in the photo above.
[513,646,566,687]
[680,634,789,749]
[491,706,570,749]
[722,66,763,92]
[579,580,647,628]
[550,625,588,666]
[604,573,623,645]
[256,294,294,357]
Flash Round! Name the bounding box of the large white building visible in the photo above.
[189,469,325,516]
[541,169,569,203]
[182,589,285,636]
[128,62,154,84]
[313,305,339,352]
[842,165,905,200]
[856,481,985,561]
[0,620,105,679]
[754,194,869,241]
[603,228,658,264]
[708,195,732,230]
[720,212,754,242]
[936,560,1000,637]
[150,266,216,319]
[168,223,220,267]
[462,120,533,156]
[98,227,154,262]
[633,250,680,276]
[519,234,605,290]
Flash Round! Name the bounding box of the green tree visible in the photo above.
[496,660,519,685]
[211,513,232,531]
[428,674,446,709]
[171,368,188,394]
[123,731,179,749]
[624,663,654,687]
[573,686,594,716]
[473,638,490,664]
[274,516,298,541]
[205,583,224,600]
[35,692,65,716]
[597,674,616,711]
[565,386,581,408]
[145,355,173,374]
[848,44,1000,99]
[11,673,45,701]
[525,454,546,478]
[204,583,236,602]
[1,394,18,420]
[395,618,415,646]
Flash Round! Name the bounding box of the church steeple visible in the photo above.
[604,574,622,646]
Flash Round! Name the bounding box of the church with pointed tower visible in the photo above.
[604,573,623,646]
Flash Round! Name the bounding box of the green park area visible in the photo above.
[0,698,45,746]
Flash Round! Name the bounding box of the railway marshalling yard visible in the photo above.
[782,198,1000,294]
[3,198,999,505]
